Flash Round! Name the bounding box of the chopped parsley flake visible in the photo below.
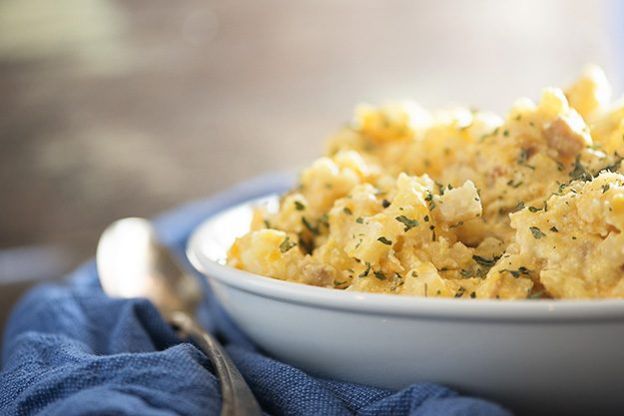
[279,236,297,253]
[500,266,531,278]
[550,226,559,232]
[529,226,546,239]
[359,263,371,278]
[472,255,500,268]
[424,192,436,210]
[512,201,525,212]
[570,155,592,182]
[356,217,364,224]
[517,148,536,170]
[436,182,445,195]
[302,217,319,235]
[395,215,419,231]
[460,269,473,278]
[373,270,387,280]
[343,207,353,215]
[319,214,329,226]
[518,149,528,163]
[294,201,306,211]
[377,236,393,245]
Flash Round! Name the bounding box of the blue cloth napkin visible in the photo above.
[0,174,512,416]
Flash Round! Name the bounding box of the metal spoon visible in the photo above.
[96,217,262,416]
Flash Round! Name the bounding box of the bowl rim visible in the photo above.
[187,192,624,323]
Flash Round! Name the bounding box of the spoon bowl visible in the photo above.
[97,217,262,416]
[96,217,200,318]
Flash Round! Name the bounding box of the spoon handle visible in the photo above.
[170,312,263,416]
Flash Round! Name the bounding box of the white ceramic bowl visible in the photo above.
[187,194,624,415]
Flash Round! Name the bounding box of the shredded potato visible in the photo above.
[228,66,624,299]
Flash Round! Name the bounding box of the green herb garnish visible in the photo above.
[512,201,525,212]
[377,236,393,245]
[319,214,329,226]
[359,263,371,278]
[395,215,419,232]
[460,269,473,278]
[279,236,297,253]
[472,255,500,268]
[373,270,387,280]
[517,148,535,170]
[570,155,592,182]
[424,192,436,210]
[500,266,531,278]
[529,226,546,239]
[302,217,319,235]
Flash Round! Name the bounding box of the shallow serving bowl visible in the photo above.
[187,193,624,415]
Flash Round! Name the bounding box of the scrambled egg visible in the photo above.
[228,66,624,299]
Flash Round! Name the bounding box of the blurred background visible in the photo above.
[0,0,622,325]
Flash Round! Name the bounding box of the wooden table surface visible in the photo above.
[0,0,621,278]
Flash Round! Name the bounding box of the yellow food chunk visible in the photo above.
[565,64,612,121]
[505,172,624,299]
[437,180,482,224]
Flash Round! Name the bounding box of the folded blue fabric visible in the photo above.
[0,174,512,416]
